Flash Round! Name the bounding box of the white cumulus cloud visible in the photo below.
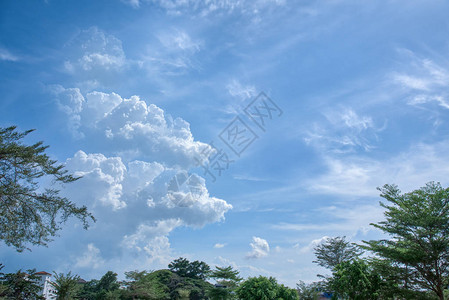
[51,85,232,276]
[65,27,126,73]
[75,243,105,269]
[53,87,212,168]
[246,236,270,259]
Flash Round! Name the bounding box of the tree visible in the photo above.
[122,270,168,300]
[96,271,120,299]
[368,257,436,299]
[0,126,95,251]
[363,182,449,300]
[296,281,319,300]
[209,266,242,300]
[237,276,298,300]
[328,259,382,300]
[122,269,213,300]
[237,276,278,300]
[0,264,7,300]
[313,236,362,271]
[77,279,99,300]
[50,272,80,300]
[76,271,121,300]
[97,271,120,293]
[276,283,299,300]
[168,257,211,280]
[0,269,44,299]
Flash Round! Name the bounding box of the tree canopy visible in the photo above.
[363,182,449,300]
[313,236,362,271]
[168,257,211,280]
[50,272,80,300]
[77,270,121,300]
[328,259,382,300]
[0,126,95,251]
[236,276,298,300]
[0,269,44,299]
[209,266,242,299]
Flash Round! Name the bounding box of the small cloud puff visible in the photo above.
[246,236,270,259]
[64,27,126,74]
[75,243,105,269]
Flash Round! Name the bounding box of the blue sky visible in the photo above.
[2,0,449,287]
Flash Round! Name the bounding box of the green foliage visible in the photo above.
[122,269,213,300]
[368,258,437,299]
[313,236,362,271]
[277,283,299,300]
[0,264,7,300]
[124,269,170,299]
[210,266,242,284]
[328,259,382,300]
[237,276,278,300]
[168,257,211,280]
[50,272,80,300]
[96,271,120,298]
[181,277,213,300]
[363,182,449,299]
[122,270,155,299]
[78,279,103,300]
[0,269,44,299]
[296,280,319,300]
[209,266,243,300]
[51,271,80,300]
[0,126,95,251]
[208,286,230,300]
[237,276,298,300]
[77,271,120,300]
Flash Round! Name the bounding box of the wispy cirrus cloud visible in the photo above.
[274,204,385,238]
[140,29,203,76]
[392,49,449,110]
[122,0,286,16]
[305,108,382,153]
[0,47,19,61]
[305,140,449,198]
[227,79,256,101]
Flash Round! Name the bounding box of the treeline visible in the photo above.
[3,182,449,300]
[0,258,298,300]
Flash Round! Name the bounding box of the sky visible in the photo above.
[1,0,449,288]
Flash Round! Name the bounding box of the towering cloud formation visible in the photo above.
[53,88,231,269]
